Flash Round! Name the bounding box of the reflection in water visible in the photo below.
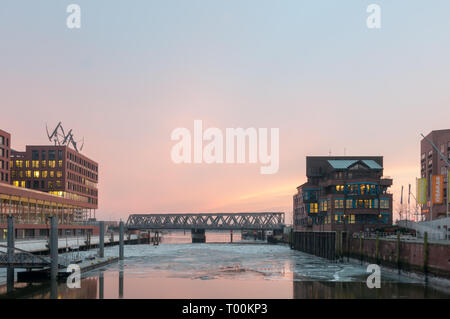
[0,231,449,299]
[119,264,123,299]
[293,281,447,299]
[99,272,104,300]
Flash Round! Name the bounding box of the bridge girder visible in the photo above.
[126,212,285,231]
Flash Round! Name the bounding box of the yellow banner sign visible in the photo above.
[416,178,427,205]
[432,175,444,204]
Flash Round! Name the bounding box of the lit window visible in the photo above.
[50,171,54,178]
[33,171,40,178]
[346,199,353,209]
[49,160,56,168]
[25,170,31,178]
[41,160,46,168]
[20,181,25,188]
[380,199,390,209]
[25,161,30,168]
[42,171,48,178]
[13,180,19,187]
[56,171,62,178]
[58,160,63,168]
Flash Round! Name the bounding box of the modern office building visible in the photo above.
[420,129,450,220]
[10,145,98,208]
[293,156,393,233]
[0,127,99,239]
[0,129,11,184]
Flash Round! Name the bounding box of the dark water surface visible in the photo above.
[1,231,449,299]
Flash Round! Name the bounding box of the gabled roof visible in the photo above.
[327,160,357,169]
[327,159,382,170]
[361,160,382,169]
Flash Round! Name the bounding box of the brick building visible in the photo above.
[293,156,393,234]
[10,145,98,208]
[0,129,11,184]
[420,129,450,220]
[0,127,99,239]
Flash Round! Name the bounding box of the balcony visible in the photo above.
[380,177,393,186]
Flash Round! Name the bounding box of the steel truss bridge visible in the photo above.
[126,212,285,231]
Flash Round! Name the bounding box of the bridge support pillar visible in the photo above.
[191,229,206,243]
[50,216,58,281]
[119,221,124,260]
[99,221,105,258]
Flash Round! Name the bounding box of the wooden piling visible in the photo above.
[423,232,428,274]
[359,232,363,264]
[375,231,379,264]
[396,232,401,273]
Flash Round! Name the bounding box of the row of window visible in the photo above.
[67,162,98,181]
[11,170,62,179]
[13,179,62,189]
[48,191,97,204]
[306,198,390,213]
[295,213,390,226]
[67,182,98,197]
[32,149,63,161]
[335,183,380,195]
[67,172,98,189]
[0,172,9,182]
[12,160,63,169]
[67,152,98,172]
[0,147,9,159]
[0,136,9,147]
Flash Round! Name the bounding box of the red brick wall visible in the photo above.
[347,237,450,279]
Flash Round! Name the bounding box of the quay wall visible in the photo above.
[346,236,450,279]
[291,231,450,279]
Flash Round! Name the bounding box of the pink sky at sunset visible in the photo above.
[1,1,449,224]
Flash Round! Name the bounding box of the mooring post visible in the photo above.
[230,229,233,243]
[50,216,58,281]
[7,216,14,293]
[99,221,104,258]
[7,216,14,264]
[375,231,380,264]
[359,232,363,265]
[346,232,350,262]
[423,232,428,274]
[290,229,293,249]
[336,230,341,260]
[397,232,401,273]
[119,221,124,260]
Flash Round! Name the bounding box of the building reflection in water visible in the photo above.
[99,271,104,299]
[293,281,448,299]
[119,263,124,299]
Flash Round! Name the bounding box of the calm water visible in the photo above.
[0,231,449,299]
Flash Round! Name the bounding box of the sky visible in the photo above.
[1,1,449,223]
